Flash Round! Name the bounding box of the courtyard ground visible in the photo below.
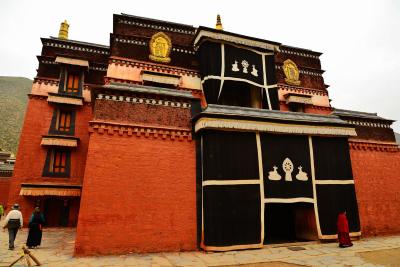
[1,227,400,266]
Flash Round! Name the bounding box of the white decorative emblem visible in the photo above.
[251,65,258,77]
[282,158,294,181]
[268,166,281,181]
[241,60,249,73]
[231,60,240,72]
[267,158,309,182]
[296,166,308,181]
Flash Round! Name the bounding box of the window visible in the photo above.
[58,67,83,95]
[43,149,71,177]
[66,72,80,93]
[49,109,75,135]
[289,103,305,113]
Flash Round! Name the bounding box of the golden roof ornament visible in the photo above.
[58,20,69,40]
[149,32,172,63]
[283,59,301,86]
[216,14,223,30]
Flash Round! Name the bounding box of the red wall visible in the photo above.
[0,177,10,209]
[7,95,91,225]
[351,147,400,236]
[75,131,197,255]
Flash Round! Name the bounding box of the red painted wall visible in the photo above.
[351,147,400,236]
[7,95,91,225]
[0,177,10,209]
[75,131,197,256]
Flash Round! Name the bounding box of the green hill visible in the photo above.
[0,76,32,154]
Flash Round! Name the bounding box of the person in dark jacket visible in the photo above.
[2,203,23,250]
[26,206,45,249]
[337,211,353,248]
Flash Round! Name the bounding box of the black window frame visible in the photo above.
[42,148,71,178]
[49,108,76,136]
[58,66,84,96]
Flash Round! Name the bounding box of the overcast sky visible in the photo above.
[1,0,399,132]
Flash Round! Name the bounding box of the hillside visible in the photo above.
[0,76,32,154]
[395,132,400,144]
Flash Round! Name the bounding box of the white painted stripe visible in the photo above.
[319,232,362,239]
[262,54,272,110]
[217,43,225,100]
[202,243,263,252]
[201,136,205,248]
[202,75,277,89]
[202,180,260,186]
[256,132,265,245]
[315,180,355,185]
[309,136,323,238]
[264,198,314,204]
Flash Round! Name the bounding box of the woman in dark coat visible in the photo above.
[26,207,45,248]
[337,211,353,248]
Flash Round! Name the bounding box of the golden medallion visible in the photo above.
[149,32,172,63]
[283,59,301,86]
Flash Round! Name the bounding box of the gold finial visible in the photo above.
[216,14,223,30]
[58,20,69,40]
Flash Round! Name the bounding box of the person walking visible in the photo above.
[2,203,23,250]
[0,203,4,219]
[337,210,353,248]
[26,206,45,249]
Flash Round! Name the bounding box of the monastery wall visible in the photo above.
[0,177,10,208]
[350,145,400,236]
[7,95,92,225]
[75,130,197,255]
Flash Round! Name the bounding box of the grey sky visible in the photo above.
[1,0,399,132]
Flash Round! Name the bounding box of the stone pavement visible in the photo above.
[1,227,400,267]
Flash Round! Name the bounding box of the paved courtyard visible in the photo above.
[1,227,400,266]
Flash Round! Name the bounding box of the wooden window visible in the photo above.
[43,149,71,177]
[56,111,71,132]
[49,109,75,135]
[66,72,80,93]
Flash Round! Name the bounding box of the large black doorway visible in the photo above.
[43,198,70,227]
[264,203,317,244]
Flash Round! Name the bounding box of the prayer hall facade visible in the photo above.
[7,14,400,255]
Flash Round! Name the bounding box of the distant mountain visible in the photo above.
[0,76,32,154]
[395,132,400,145]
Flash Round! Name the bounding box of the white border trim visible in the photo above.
[264,198,314,203]
[256,133,265,245]
[315,180,355,185]
[309,136,323,238]
[202,180,260,186]
[195,118,357,137]
[194,30,280,52]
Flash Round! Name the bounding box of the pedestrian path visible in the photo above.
[1,228,400,266]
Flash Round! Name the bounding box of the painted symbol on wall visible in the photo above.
[267,157,309,182]
[251,65,258,77]
[296,166,308,181]
[232,61,240,72]
[282,158,294,181]
[268,166,281,180]
[283,59,301,86]
[231,60,259,77]
[241,60,249,73]
[149,32,172,63]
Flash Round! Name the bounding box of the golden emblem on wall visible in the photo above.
[283,59,301,86]
[149,32,172,63]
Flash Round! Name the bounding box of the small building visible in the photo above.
[7,14,400,256]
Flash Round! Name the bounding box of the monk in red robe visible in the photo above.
[337,211,353,248]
